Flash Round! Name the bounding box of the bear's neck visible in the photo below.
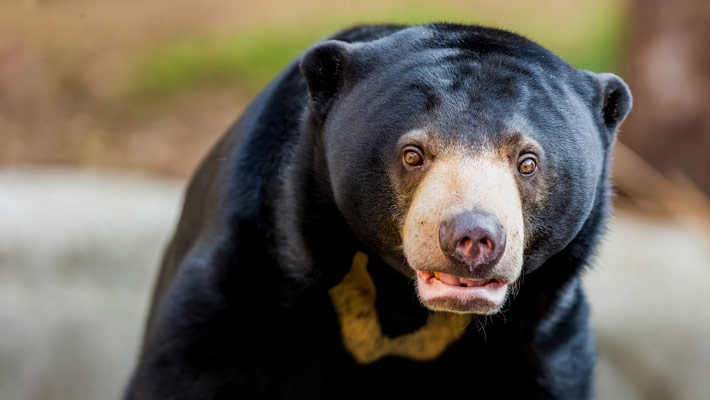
[272,119,360,295]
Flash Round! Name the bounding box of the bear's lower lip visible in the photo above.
[415,270,508,313]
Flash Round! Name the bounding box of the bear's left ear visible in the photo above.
[300,40,355,121]
[592,72,633,141]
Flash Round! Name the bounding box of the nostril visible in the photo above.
[456,237,474,258]
[479,237,494,256]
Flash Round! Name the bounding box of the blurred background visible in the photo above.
[0,0,708,399]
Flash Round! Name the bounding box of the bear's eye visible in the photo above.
[518,155,538,176]
[402,146,424,168]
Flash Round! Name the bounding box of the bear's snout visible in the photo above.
[438,210,506,275]
[401,149,525,313]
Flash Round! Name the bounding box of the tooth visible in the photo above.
[433,272,440,279]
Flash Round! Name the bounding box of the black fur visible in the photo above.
[125,23,631,399]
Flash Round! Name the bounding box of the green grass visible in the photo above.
[123,30,317,98]
[121,0,627,100]
[546,1,626,74]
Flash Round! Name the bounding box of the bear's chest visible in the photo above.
[253,253,537,398]
[328,251,472,364]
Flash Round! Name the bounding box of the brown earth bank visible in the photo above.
[1,0,629,178]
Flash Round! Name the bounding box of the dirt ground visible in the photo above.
[0,167,708,400]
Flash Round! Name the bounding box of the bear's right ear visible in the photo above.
[592,73,633,144]
[300,40,354,121]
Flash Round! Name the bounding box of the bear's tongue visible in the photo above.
[433,271,487,287]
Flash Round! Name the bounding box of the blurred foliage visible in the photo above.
[121,0,626,100]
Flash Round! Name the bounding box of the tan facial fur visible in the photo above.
[402,146,525,310]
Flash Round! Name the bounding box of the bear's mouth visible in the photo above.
[415,270,508,314]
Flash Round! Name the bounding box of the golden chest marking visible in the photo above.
[328,252,472,364]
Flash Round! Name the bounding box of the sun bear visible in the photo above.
[125,23,632,399]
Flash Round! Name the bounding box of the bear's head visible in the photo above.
[299,24,631,314]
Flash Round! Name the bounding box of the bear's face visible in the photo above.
[396,133,527,313]
[300,25,631,314]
